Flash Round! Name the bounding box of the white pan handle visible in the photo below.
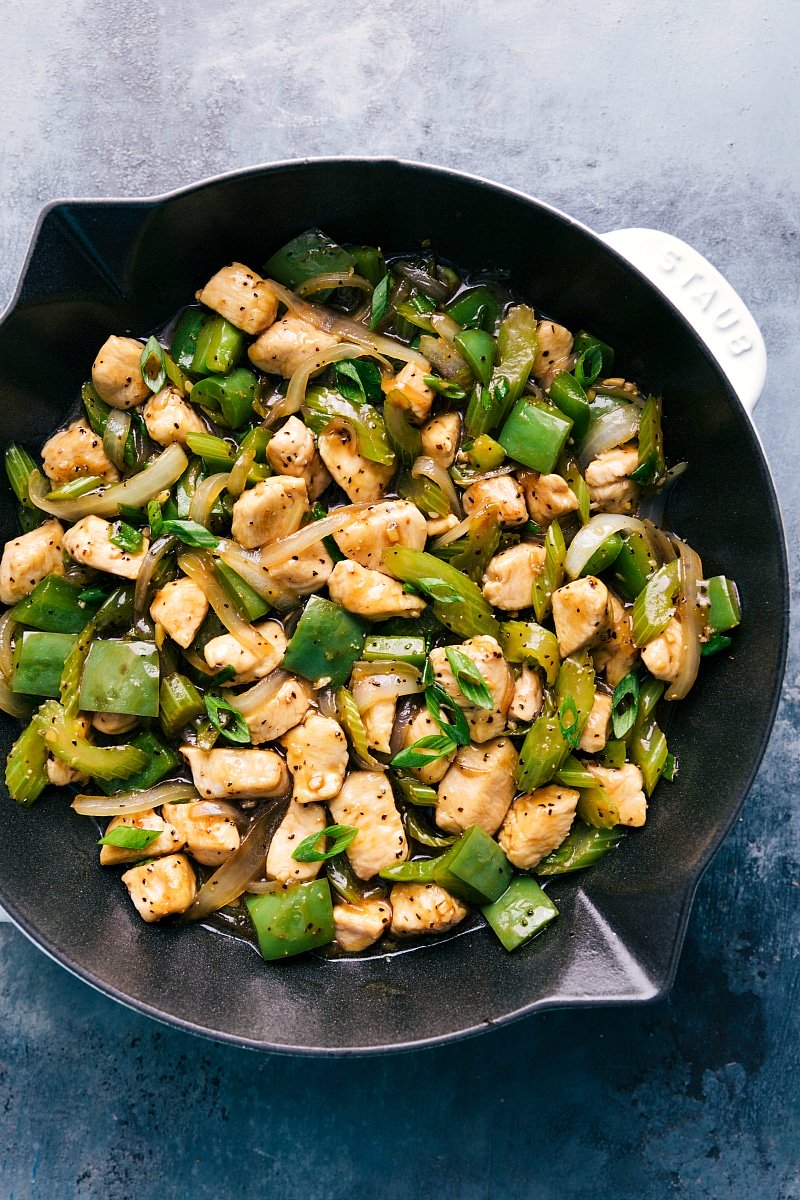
[599,228,766,417]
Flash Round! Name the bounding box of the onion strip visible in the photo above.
[184,798,290,922]
[350,662,423,714]
[71,780,198,817]
[214,541,300,612]
[29,443,188,521]
[296,271,373,297]
[271,342,384,427]
[578,405,641,468]
[564,514,648,580]
[224,668,290,719]
[226,450,254,498]
[178,549,274,656]
[188,472,229,526]
[412,456,463,518]
[0,677,31,721]
[665,537,704,701]
[134,533,177,619]
[241,502,370,571]
[431,511,476,550]
[102,408,131,471]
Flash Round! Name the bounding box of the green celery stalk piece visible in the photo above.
[382,547,500,641]
[5,721,49,805]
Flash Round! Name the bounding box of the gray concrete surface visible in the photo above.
[0,1,798,1197]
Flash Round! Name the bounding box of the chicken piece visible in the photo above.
[150,577,208,649]
[585,762,647,826]
[334,897,392,952]
[436,736,518,835]
[509,666,544,723]
[420,412,461,469]
[46,756,89,787]
[196,262,278,334]
[268,543,334,595]
[63,515,149,581]
[400,705,457,785]
[180,746,290,799]
[231,475,308,549]
[41,420,120,485]
[317,425,394,504]
[241,675,313,745]
[92,712,138,735]
[389,883,468,937]
[593,593,639,687]
[248,314,341,378]
[265,799,327,884]
[585,445,641,515]
[552,576,609,657]
[328,771,408,880]
[520,470,579,527]
[462,476,527,526]
[391,361,435,424]
[266,416,316,477]
[328,559,425,620]
[162,800,241,867]
[429,635,515,743]
[283,714,349,805]
[532,320,573,386]
[99,808,184,867]
[121,853,197,923]
[203,619,287,684]
[498,785,579,868]
[302,453,332,502]
[578,691,613,753]
[142,385,206,446]
[333,499,427,574]
[0,520,64,605]
[91,335,150,409]
[641,615,684,682]
[362,698,396,755]
[482,542,545,611]
[426,514,459,538]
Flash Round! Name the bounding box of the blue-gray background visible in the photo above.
[1,2,797,1197]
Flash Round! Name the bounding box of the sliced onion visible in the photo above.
[245,502,370,570]
[185,798,290,921]
[316,685,338,719]
[296,271,373,297]
[225,668,290,719]
[226,450,254,499]
[0,611,16,680]
[429,312,462,345]
[350,661,423,714]
[29,443,188,521]
[71,780,198,817]
[564,514,648,580]
[643,519,677,567]
[392,262,450,302]
[214,541,300,612]
[245,879,285,895]
[103,408,131,471]
[187,471,229,527]
[265,342,377,427]
[665,536,704,701]
[134,532,177,618]
[412,456,463,517]
[178,549,274,657]
[578,405,641,469]
[0,677,31,721]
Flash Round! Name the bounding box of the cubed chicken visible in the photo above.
[268,542,334,594]
[585,762,647,826]
[429,635,515,743]
[180,746,289,799]
[46,755,89,787]
[317,425,395,504]
[641,615,684,681]
[283,714,349,805]
[509,665,544,723]
[482,542,545,611]
[520,470,579,526]
[426,514,459,538]
[400,705,457,785]
[161,800,241,867]
[579,691,613,753]
[142,385,206,446]
[266,416,316,477]
[63,515,149,580]
[334,897,392,952]
[391,361,435,424]
[421,411,461,468]
[121,853,197,922]
[231,475,309,549]
[333,499,427,574]
[42,420,120,484]
[462,476,527,526]
[551,576,609,657]
[92,711,138,735]
[389,883,468,937]
[196,262,279,334]
[150,577,208,648]
[498,785,580,868]
[362,697,396,755]
[203,619,287,683]
[593,593,639,687]
[0,520,65,605]
[532,320,573,387]
[248,315,341,378]
[91,336,150,409]
[328,771,408,880]
[585,445,641,515]
[265,799,327,884]
[99,808,184,866]
[436,736,518,835]
[327,559,425,620]
[240,675,312,745]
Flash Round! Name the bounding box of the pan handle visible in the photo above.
[600,228,766,417]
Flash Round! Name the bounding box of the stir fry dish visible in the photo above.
[0,229,742,960]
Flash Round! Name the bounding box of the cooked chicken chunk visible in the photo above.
[593,593,639,687]
[462,476,527,526]
[391,361,435,423]
[268,543,334,594]
[121,853,197,922]
[91,336,150,409]
[436,737,518,835]
[328,771,408,880]
[426,514,459,538]
[585,444,641,514]
[551,576,609,657]
[400,705,456,785]
[150,577,208,649]
[46,755,89,787]
[91,712,138,735]
[248,315,341,378]
[317,426,394,503]
[99,808,183,866]
[498,785,579,868]
[585,762,647,826]
[162,800,241,867]
[266,416,316,478]
[328,559,425,620]
[283,714,349,805]
[362,697,396,754]
[421,411,461,468]
[520,470,579,526]
[142,385,206,446]
[265,799,327,884]
[0,520,65,605]
[389,883,468,937]
[641,615,684,681]
[509,666,544,723]
[63,515,149,580]
[532,320,573,386]
[334,897,392,952]
[579,691,613,753]
[231,475,309,549]
[239,675,312,745]
[334,499,427,574]
[42,420,120,484]
[429,635,514,742]
[196,262,278,334]
[180,746,289,799]
[482,542,545,611]
[203,619,287,683]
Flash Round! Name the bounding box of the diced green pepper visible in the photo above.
[12,632,78,697]
[264,229,356,293]
[482,875,558,951]
[79,640,160,717]
[191,367,258,429]
[573,330,614,375]
[246,879,335,960]
[281,595,366,687]
[215,562,270,622]
[517,654,595,790]
[99,730,180,795]
[467,434,506,471]
[363,635,427,667]
[612,530,656,600]
[706,575,741,633]
[445,286,500,332]
[581,532,624,577]
[304,386,394,467]
[454,329,495,386]
[159,673,205,739]
[498,397,573,473]
[381,825,513,905]
[537,823,624,875]
[169,308,206,372]
[499,621,560,686]
[10,575,99,633]
[550,371,592,442]
[191,315,244,375]
[345,244,386,287]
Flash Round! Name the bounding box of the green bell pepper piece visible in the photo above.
[498,397,573,473]
[215,562,270,622]
[344,244,386,287]
[281,596,366,687]
[381,824,512,905]
[264,229,356,294]
[706,575,741,633]
[537,823,624,875]
[581,532,624,577]
[12,632,78,697]
[191,367,258,429]
[10,575,100,633]
[482,875,558,950]
[170,308,206,372]
[191,315,244,375]
[573,330,614,375]
[362,635,427,667]
[304,386,394,467]
[517,654,595,790]
[612,530,656,600]
[79,640,160,717]
[467,434,506,471]
[550,371,592,442]
[246,879,335,960]
[454,329,496,386]
[445,285,500,332]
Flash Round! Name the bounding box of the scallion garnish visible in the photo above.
[444,647,494,710]
[291,824,358,863]
[610,672,640,739]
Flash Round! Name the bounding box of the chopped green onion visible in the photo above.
[701,633,733,657]
[158,519,218,548]
[333,359,382,405]
[291,824,358,863]
[425,683,470,745]
[558,696,581,748]
[610,672,640,739]
[370,274,390,329]
[573,345,604,389]
[422,375,467,401]
[204,694,251,744]
[109,520,144,554]
[391,734,457,770]
[444,647,494,710]
[140,336,167,393]
[98,825,162,851]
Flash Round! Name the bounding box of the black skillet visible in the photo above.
[0,160,788,1054]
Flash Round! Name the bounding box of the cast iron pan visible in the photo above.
[0,160,788,1054]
